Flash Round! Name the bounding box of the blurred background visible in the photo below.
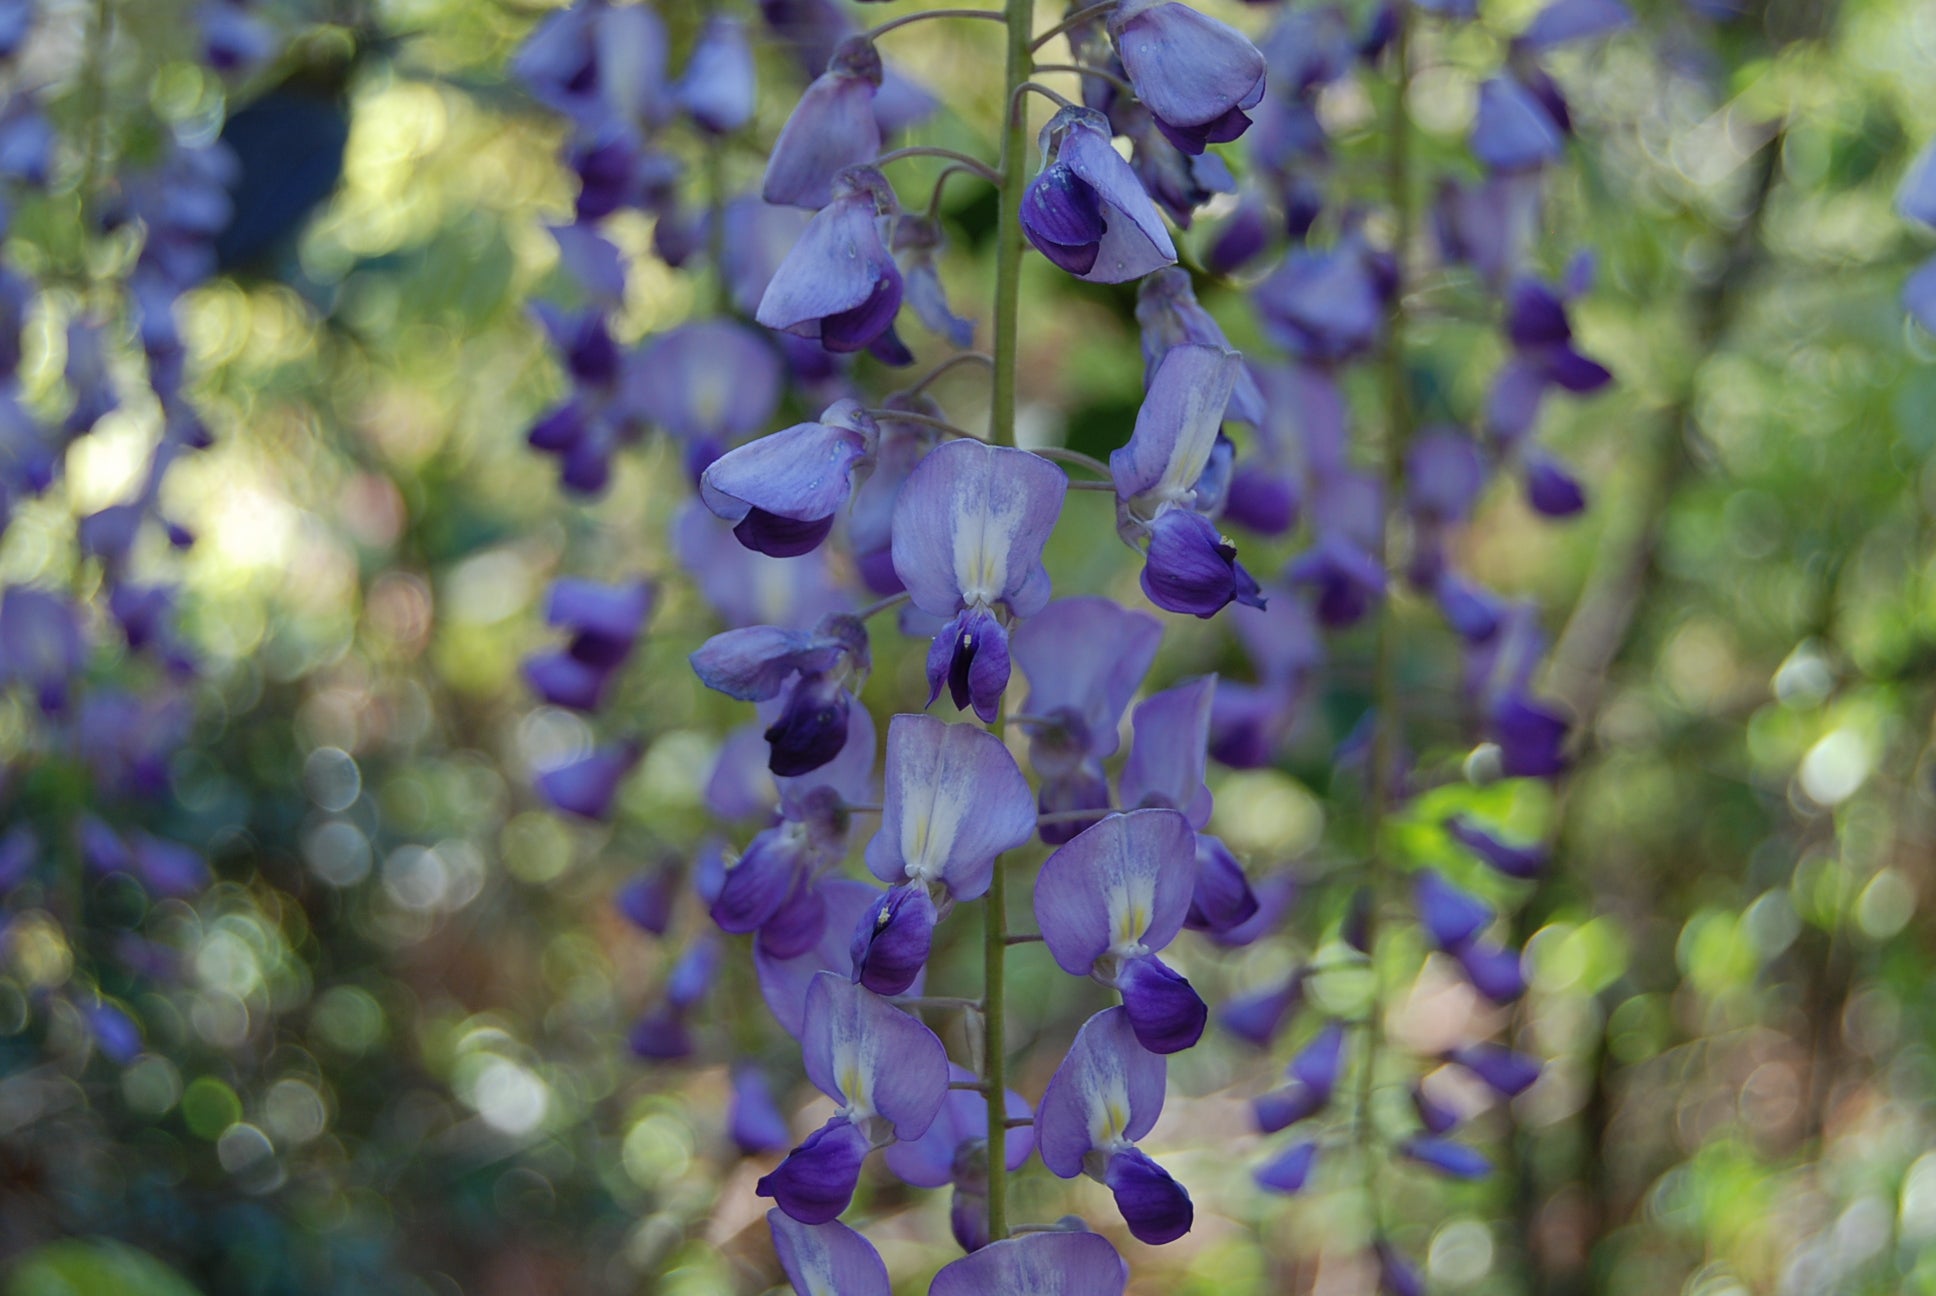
[0,0,1933,1294]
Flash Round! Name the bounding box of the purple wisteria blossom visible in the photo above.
[1254,1020,1346,1132]
[758,878,922,1036]
[1013,597,1162,844]
[522,578,653,711]
[758,166,907,361]
[536,741,642,821]
[677,16,756,135]
[1035,1006,1193,1245]
[1108,0,1267,155]
[885,1063,1034,1252]
[634,319,781,457]
[1119,675,1216,828]
[699,399,879,557]
[763,37,882,209]
[863,714,1035,904]
[1035,809,1207,1054]
[928,1231,1128,1296]
[757,972,947,1223]
[1021,107,1176,283]
[692,612,869,775]
[1111,343,1263,617]
[890,439,1067,721]
[767,1211,890,1296]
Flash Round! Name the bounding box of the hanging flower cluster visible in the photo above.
[513,0,1623,1288]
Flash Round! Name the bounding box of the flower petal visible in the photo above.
[757,1116,871,1225]
[1104,1146,1194,1244]
[865,714,1036,901]
[1034,808,1197,975]
[800,971,948,1140]
[767,1210,891,1296]
[1035,1007,1167,1178]
[890,439,1068,620]
[1120,676,1216,827]
[928,1232,1128,1296]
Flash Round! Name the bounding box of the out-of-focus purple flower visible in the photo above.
[63,320,118,437]
[523,578,653,711]
[1136,271,1265,426]
[700,401,879,557]
[1413,1081,1462,1135]
[0,587,85,713]
[694,613,870,776]
[1487,275,1611,444]
[1471,75,1564,174]
[615,867,677,935]
[1120,676,1216,828]
[0,1,33,61]
[864,714,1035,904]
[764,37,882,209]
[1491,692,1570,778]
[525,307,650,495]
[1414,869,1492,951]
[199,0,276,76]
[1435,172,1544,287]
[846,400,939,593]
[758,973,947,1223]
[767,1211,890,1296]
[1126,110,1238,227]
[536,741,642,821]
[1446,1042,1541,1097]
[1036,810,1205,1054]
[732,1068,792,1155]
[1022,107,1176,283]
[1205,190,1272,276]
[131,833,210,898]
[677,16,756,134]
[514,0,671,136]
[634,320,781,454]
[674,503,850,631]
[929,1231,1128,1296]
[1899,143,1936,230]
[1524,450,1588,517]
[1254,236,1388,363]
[0,824,37,891]
[1255,1020,1346,1133]
[892,216,974,347]
[1445,815,1548,880]
[886,1062,1033,1251]
[1285,535,1387,628]
[891,439,1067,721]
[719,197,814,317]
[1458,940,1528,1003]
[1184,834,1261,934]
[1254,1139,1318,1194]
[1515,0,1633,50]
[1109,0,1266,155]
[86,1003,143,1064]
[1400,1136,1493,1179]
[1377,1241,1426,1296]
[1219,971,1302,1048]
[758,167,908,362]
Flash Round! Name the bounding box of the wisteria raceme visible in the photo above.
[499,0,1627,1287]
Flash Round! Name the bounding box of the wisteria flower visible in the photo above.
[1035,1006,1194,1244]
[521,578,653,712]
[890,439,1068,721]
[929,1230,1128,1296]
[864,714,1035,904]
[633,320,781,455]
[699,400,880,557]
[758,878,923,1036]
[1119,675,1216,828]
[1035,809,1207,1054]
[1108,0,1267,155]
[884,1063,1034,1252]
[676,16,756,135]
[536,741,642,821]
[768,1211,889,1296]
[1254,1020,1346,1132]
[693,612,870,775]
[1013,597,1163,843]
[757,972,947,1223]
[1135,270,1265,426]
[758,167,908,362]
[1471,75,1564,174]
[1021,106,1176,283]
[763,37,882,209]
[1111,343,1263,617]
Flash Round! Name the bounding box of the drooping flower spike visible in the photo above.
[928,1230,1128,1296]
[1021,106,1177,284]
[767,1210,891,1296]
[757,972,948,1224]
[1035,808,1206,1055]
[1111,343,1264,617]
[1012,597,1163,844]
[1035,1006,1194,1245]
[758,166,909,363]
[1108,0,1267,156]
[699,400,880,557]
[889,439,1068,721]
[763,36,882,210]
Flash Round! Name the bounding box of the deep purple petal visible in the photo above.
[1445,815,1549,879]
[1401,1136,1493,1179]
[1414,869,1492,950]
[1184,834,1260,933]
[732,1069,793,1155]
[757,873,831,960]
[849,883,936,996]
[1218,974,1302,1048]
[765,678,853,778]
[757,1116,871,1224]
[1458,941,1527,1003]
[1140,510,1264,618]
[1055,108,1179,281]
[1115,954,1207,1054]
[1104,1146,1194,1245]
[734,508,838,558]
[1447,1043,1541,1097]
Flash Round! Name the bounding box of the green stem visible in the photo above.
[983,0,1035,1246]
[1356,4,1413,1244]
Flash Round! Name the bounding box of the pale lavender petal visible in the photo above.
[762,39,882,209]
[800,971,947,1140]
[864,714,1036,901]
[1110,343,1241,507]
[1034,1007,1167,1178]
[1119,676,1216,827]
[1013,597,1163,762]
[1111,0,1267,132]
[890,439,1068,620]
[699,407,874,525]
[1034,808,1197,975]
[756,880,892,1036]
[928,1232,1128,1296]
[768,1211,891,1296]
[1057,109,1178,283]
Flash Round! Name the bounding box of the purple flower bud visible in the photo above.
[1491,693,1570,778]
[1219,973,1301,1048]
[764,36,882,208]
[1253,1140,1318,1194]
[1116,955,1208,1055]
[1185,834,1260,933]
[524,578,653,711]
[1413,869,1492,950]
[629,1006,693,1060]
[1412,1082,1461,1135]
[615,869,677,935]
[1105,1146,1195,1245]
[732,1069,792,1155]
[765,676,856,778]
[1406,428,1487,525]
[1109,0,1267,155]
[1377,1241,1426,1296]
[849,883,935,996]
[757,1115,872,1224]
[1458,941,1528,1003]
[1524,451,1588,517]
[926,605,1011,724]
[536,742,641,821]
[1472,76,1564,173]
[1141,510,1265,617]
[1446,815,1549,880]
[86,1003,142,1064]
[757,167,905,358]
[1435,575,1504,644]
[677,16,756,134]
[1022,107,1177,283]
[1447,1042,1541,1097]
[930,1232,1128,1296]
[767,1211,891,1296]
[1401,1136,1492,1179]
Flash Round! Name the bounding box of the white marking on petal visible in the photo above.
[950,460,1027,607]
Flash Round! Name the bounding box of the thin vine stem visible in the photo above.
[984,0,1036,1245]
[1031,445,1112,477]
[905,351,996,396]
[1027,0,1118,52]
[1355,3,1413,1245]
[1012,80,1075,112]
[1031,62,1133,94]
[855,592,910,622]
[864,6,1008,41]
[860,408,981,440]
[875,145,1003,186]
